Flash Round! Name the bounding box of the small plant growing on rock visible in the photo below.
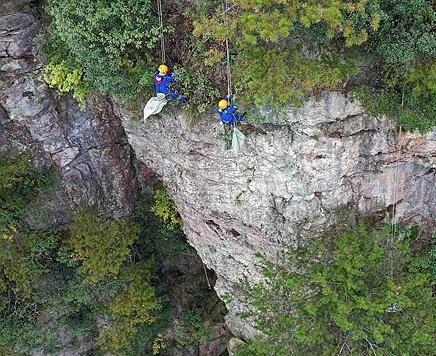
[151,186,183,230]
[44,61,90,106]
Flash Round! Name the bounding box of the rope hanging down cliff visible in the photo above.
[222,0,232,100]
[157,0,165,63]
[217,0,246,153]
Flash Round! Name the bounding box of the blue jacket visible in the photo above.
[218,103,244,125]
[154,72,175,94]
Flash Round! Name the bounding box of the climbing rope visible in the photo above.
[222,0,233,99]
[157,0,166,63]
[203,263,211,290]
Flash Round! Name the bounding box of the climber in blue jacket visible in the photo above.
[217,95,244,125]
[153,64,187,103]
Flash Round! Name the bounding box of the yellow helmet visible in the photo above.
[218,99,228,110]
[158,64,169,74]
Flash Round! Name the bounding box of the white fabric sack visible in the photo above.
[232,127,245,154]
[143,93,167,121]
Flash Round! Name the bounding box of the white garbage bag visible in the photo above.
[232,127,245,154]
[143,93,167,121]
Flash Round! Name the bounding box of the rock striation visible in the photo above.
[0,0,138,223]
[121,96,435,338]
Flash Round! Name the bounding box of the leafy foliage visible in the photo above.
[353,84,436,132]
[0,155,59,352]
[151,186,183,230]
[193,0,380,107]
[174,309,211,347]
[44,0,160,102]
[238,223,435,355]
[173,65,220,115]
[0,156,216,355]
[375,0,436,65]
[353,0,436,132]
[235,48,358,107]
[191,0,435,129]
[41,0,435,130]
[44,61,90,106]
[97,263,160,352]
[0,154,55,300]
[0,154,52,227]
[67,210,139,283]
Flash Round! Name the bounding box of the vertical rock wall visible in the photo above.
[120,97,435,337]
[0,0,138,222]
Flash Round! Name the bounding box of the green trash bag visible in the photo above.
[232,127,245,154]
[143,93,167,121]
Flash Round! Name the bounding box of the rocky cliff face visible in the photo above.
[0,0,138,225]
[120,98,435,338]
[1,0,435,343]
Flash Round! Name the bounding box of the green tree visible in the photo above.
[97,263,160,352]
[67,210,139,283]
[354,0,436,132]
[376,0,435,65]
[193,0,380,107]
[238,223,435,355]
[44,0,160,102]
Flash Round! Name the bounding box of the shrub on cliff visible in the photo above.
[44,0,160,103]
[238,223,435,355]
[353,0,436,132]
[43,61,90,107]
[193,0,381,107]
[151,186,183,230]
[193,0,435,130]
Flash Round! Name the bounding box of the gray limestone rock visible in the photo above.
[120,94,435,338]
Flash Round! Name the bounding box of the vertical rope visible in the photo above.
[222,0,232,99]
[157,0,166,63]
[203,263,211,290]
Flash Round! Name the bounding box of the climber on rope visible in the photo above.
[153,64,187,104]
[217,95,244,126]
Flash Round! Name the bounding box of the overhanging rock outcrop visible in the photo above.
[120,96,435,338]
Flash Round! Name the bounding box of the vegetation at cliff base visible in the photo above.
[0,155,224,355]
[0,154,161,354]
[237,223,435,355]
